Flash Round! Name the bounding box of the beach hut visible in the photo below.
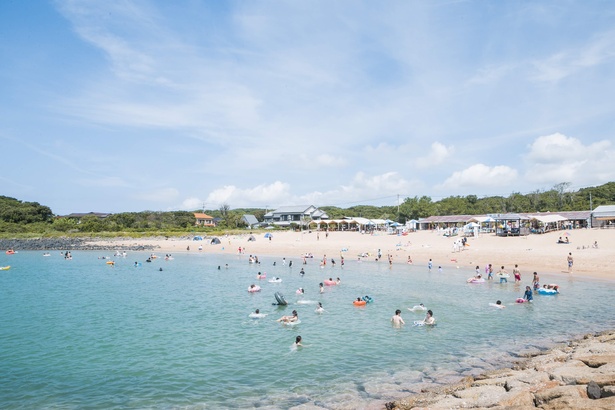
[406,219,418,232]
[493,213,530,236]
[591,205,615,228]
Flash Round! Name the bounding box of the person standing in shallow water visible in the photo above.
[422,310,435,325]
[391,309,405,326]
[513,264,521,282]
[524,286,533,302]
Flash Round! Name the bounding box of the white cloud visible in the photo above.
[415,142,454,168]
[204,181,291,208]
[526,133,609,163]
[531,30,615,83]
[524,133,615,185]
[180,197,203,211]
[194,172,418,209]
[57,0,164,83]
[438,164,518,190]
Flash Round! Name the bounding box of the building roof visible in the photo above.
[592,205,615,215]
[270,205,315,214]
[194,213,214,219]
[556,211,591,220]
[242,215,259,225]
[311,209,329,218]
[491,213,530,221]
[419,215,476,224]
[64,212,111,218]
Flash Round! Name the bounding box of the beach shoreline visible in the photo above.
[82,227,614,281]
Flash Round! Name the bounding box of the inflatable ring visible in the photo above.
[537,288,558,295]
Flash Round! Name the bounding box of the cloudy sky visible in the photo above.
[1,1,614,215]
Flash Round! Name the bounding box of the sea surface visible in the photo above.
[1,250,614,409]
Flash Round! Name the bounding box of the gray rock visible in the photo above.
[602,385,615,397]
[588,380,601,399]
[0,237,158,251]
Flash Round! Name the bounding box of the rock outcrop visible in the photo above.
[386,330,615,409]
[0,237,159,251]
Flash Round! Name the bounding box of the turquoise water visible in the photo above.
[1,251,614,409]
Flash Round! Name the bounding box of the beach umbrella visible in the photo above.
[563,232,570,236]
[264,232,273,238]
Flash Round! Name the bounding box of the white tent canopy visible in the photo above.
[528,214,567,223]
[467,216,496,223]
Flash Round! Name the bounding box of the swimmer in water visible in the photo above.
[494,300,506,308]
[422,310,435,325]
[391,309,405,326]
[277,310,298,323]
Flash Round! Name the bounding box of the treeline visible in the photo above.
[396,182,615,222]
[323,182,615,222]
[0,196,53,224]
[1,182,614,234]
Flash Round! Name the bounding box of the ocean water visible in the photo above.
[1,250,614,409]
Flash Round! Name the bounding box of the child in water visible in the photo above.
[524,286,533,302]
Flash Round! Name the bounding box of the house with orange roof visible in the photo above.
[194,213,215,227]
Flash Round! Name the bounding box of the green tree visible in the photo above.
[52,217,78,232]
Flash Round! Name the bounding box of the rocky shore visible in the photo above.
[0,237,159,252]
[386,330,615,409]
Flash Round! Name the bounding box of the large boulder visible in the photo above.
[549,360,615,386]
[576,354,615,368]
[452,385,508,407]
[534,384,587,404]
[588,380,602,399]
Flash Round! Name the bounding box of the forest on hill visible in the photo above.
[1,182,614,235]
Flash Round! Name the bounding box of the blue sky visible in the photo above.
[1,1,614,215]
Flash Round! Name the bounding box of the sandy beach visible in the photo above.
[90,228,614,280]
